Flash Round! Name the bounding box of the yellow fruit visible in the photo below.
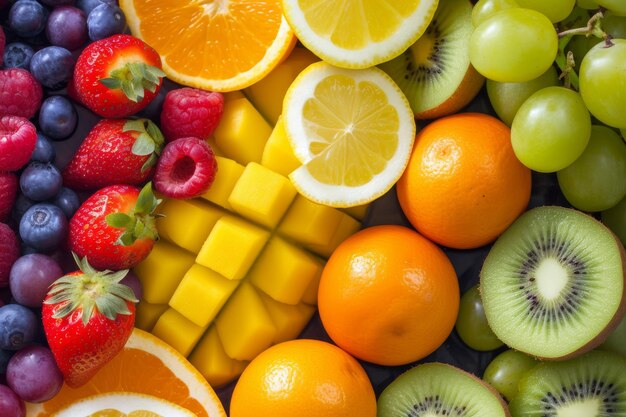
[283,61,416,207]
[261,117,302,177]
[281,0,439,69]
[200,156,245,209]
[152,308,208,357]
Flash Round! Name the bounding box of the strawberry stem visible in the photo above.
[99,62,165,103]
[105,182,161,246]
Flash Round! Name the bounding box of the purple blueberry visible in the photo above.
[8,0,48,38]
[0,384,25,417]
[0,304,38,351]
[9,254,63,308]
[19,162,63,202]
[30,133,56,163]
[29,46,75,90]
[46,5,88,50]
[87,2,126,41]
[2,42,35,70]
[6,345,63,403]
[11,194,35,225]
[77,0,115,15]
[0,349,13,375]
[38,95,77,140]
[51,187,80,218]
[18,203,68,253]
[39,0,75,5]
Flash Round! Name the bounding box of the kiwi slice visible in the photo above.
[480,206,626,360]
[378,0,484,119]
[509,350,626,416]
[378,362,510,417]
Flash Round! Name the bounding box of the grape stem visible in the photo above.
[559,51,576,90]
[558,10,614,47]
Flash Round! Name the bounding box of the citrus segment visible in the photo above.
[120,0,296,91]
[281,0,439,68]
[283,61,416,207]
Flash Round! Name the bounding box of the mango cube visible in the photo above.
[169,264,239,327]
[307,214,361,258]
[213,98,272,165]
[215,282,276,361]
[200,156,245,209]
[228,162,297,228]
[157,198,223,253]
[196,216,270,280]
[261,116,302,177]
[342,204,369,221]
[135,301,168,332]
[258,291,316,343]
[249,237,323,305]
[301,269,322,306]
[152,308,207,357]
[277,195,345,247]
[133,240,195,304]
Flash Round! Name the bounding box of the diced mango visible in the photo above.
[157,198,223,254]
[169,263,239,327]
[301,269,322,306]
[258,291,316,344]
[133,240,195,304]
[249,237,323,305]
[244,47,320,125]
[261,116,301,177]
[342,204,370,222]
[213,98,272,165]
[151,308,207,357]
[189,326,249,388]
[200,156,245,209]
[196,216,270,280]
[307,214,362,258]
[228,162,297,228]
[135,301,168,332]
[277,195,344,247]
[224,91,245,102]
[215,282,276,361]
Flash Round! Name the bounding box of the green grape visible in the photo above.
[580,40,626,129]
[483,350,538,401]
[511,86,591,172]
[486,66,559,126]
[596,0,626,15]
[577,0,599,9]
[600,314,626,357]
[515,0,576,23]
[621,129,626,142]
[557,125,626,212]
[455,285,504,351]
[601,195,626,245]
[469,8,558,82]
[472,0,519,27]
[604,12,626,39]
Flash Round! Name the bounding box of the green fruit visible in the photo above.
[600,314,626,357]
[602,196,626,246]
[483,349,539,401]
[455,285,504,351]
[515,0,575,22]
[472,0,519,26]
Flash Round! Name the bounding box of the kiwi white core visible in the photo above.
[536,257,570,301]
[556,399,601,417]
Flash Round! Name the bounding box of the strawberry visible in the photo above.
[62,118,165,191]
[69,183,160,271]
[73,34,165,118]
[42,254,138,388]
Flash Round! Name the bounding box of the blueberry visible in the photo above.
[0,304,38,351]
[8,0,48,38]
[38,95,77,140]
[29,46,75,90]
[77,0,115,15]
[12,193,35,224]
[31,133,56,163]
[19,203,68,253]
[87,3,126,41]
[52,187,80,218]
[19,162,63,202]
[40,0,76,6]
[3,42,35,70]
[46,6,88,50]
[0,349,13,374]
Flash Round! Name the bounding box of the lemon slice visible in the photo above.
[51,392,195,417]
[283,61,416,207]
[281,0,439,68]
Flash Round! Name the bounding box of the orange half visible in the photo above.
[120,0,296,92]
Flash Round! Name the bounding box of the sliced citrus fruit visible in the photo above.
[27,328,226,417]
[52,392,196,417]
[283,61,416,207]
[119,0,296,91]
[281,0,439,68]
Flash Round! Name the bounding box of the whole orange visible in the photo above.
[317,225,459,366]
[396,112,531,249]
[229,339,376,417]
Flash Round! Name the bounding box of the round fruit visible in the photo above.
[482,349,538,401]
[318,225,459,366]
[455,285,503,351]
[230,339,376,417]
[602,196,626,245]
[397,112,531,249]
[472,0,520,27]
[52,392,195,417]
[515,0,575,22]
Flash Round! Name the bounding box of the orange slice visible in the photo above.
[119,0,296,92]
[27,328,226,417]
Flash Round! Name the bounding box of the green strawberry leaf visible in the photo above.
[123,119,148,134]
[140,154,158,173]
[106,213,134,229]
[132,133,156,156]
[134,219,145,238]
[100,77,122,89]
[135,182,157,215]
[145,121,165,150]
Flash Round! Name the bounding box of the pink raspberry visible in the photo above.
[0,116,38,172]
[160,88,224,142]
[154,137,218,199]
[0,68,43,119]
[0,223,19,288]
[0,172,17,222]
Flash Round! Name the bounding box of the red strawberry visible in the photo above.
[62,118,165,191]
[0,116,37,172]
[160,88,224,142]
[0,68,43,119]
[0,171,18,222]
[73,34,165,118]
[0,223,19,288]
[42,254,138,388]
[69,183,160,270]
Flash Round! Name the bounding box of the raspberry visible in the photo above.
[0,172,18,222]
[153,137,218,199]
[0,116,38,171]
[0,68,43,119]
[0,223,19,288]
[160,87,224,142]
